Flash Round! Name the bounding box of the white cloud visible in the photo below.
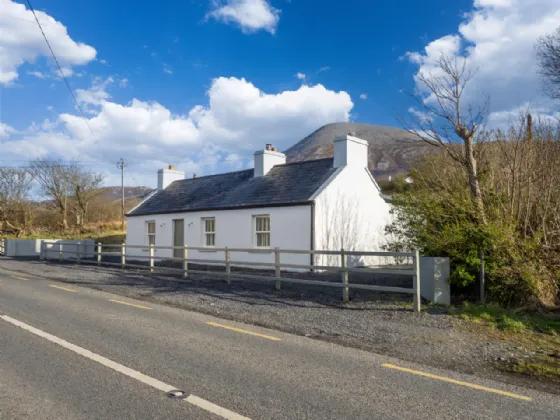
[27,70,46,79]
[163,64,173,74]
[0,122,16,138]
[1,77,353,186]
[296,72,306,80]
[318,67,331,73]
[359,93,368,100]
[408,107,434,123]
[207,0,280,34]
[75,77,114,112]
[405,0,560,125]
[99,59,108,65]
[0,0,96,85]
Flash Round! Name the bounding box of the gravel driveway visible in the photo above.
[0,256,556,394]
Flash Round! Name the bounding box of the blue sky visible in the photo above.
[1,0,559,188]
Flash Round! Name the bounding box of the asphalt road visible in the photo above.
[0,268,558,420]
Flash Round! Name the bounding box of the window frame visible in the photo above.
[202,217,216,248]
[253,214,271,248]
[146,220,156,247]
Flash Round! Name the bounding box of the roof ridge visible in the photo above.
[278,157,333,167]
[174,168,253,183]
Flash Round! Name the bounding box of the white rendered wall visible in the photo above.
[313,165,393,267]
[126,205,312,267]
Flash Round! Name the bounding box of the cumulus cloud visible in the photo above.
[0,122,17,138]
[359,93,368,100]
[405,0,560,124]
[0,0,96,85]
[2,77,353,186]
[75,77,113,112]
[296,72,306,80]
[207,0,280,34]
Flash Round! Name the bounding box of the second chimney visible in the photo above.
[254,145,286,177]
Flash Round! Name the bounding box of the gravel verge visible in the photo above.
[1,257,557,395]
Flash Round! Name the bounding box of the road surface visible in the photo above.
[0,268,558,419]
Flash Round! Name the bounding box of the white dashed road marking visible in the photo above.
[0,314,250,420]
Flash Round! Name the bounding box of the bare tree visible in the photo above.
[0,168,34,236]
[28,158,78,230]
[401,54,488,224]
[536,27,560,99]
[69,171,104,226]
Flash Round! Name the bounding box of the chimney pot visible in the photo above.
[193,173,198,179]
[266,144,272,151]
[169,164,175,170]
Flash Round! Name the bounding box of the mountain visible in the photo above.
[98,186,153,202]
[284,123,432,180]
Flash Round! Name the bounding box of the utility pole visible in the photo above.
[117,158,126,231]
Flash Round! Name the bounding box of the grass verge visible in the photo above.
[451,303,560,385]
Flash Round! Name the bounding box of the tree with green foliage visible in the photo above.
[386,118,560,308]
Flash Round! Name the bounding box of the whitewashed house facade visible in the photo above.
[125,134,393,267]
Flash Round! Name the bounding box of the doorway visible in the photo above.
[172,219,184,259]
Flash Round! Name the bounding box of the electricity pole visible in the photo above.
[117,158,126,230]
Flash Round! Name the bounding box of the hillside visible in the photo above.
[98,186,153,202]
[284,123,432,179]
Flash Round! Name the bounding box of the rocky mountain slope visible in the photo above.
[284,122,432,179]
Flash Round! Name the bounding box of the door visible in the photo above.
[172,219,184,259]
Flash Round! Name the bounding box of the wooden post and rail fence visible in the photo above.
[28,241,422,311]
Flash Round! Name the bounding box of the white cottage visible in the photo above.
[125,134,392,267]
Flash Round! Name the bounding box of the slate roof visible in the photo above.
[127,158,337,217]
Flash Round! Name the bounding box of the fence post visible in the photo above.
[121,243,126,269]
[59,242,63,262]
[341,248,349,302]
[150,244,154,273]
[275,247,281,290]
[76,242,81,264]
[40,241,45,260]
[183,245,188,278]
[479,251,485,304]
[225,246,231,284]
[97,242,102,266]
[413,250,421,312]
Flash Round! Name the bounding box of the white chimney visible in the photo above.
[254,147,286,177]
[333,134,369,168]
[157,165,185,190]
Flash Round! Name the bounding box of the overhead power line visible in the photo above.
[24,0,111,162]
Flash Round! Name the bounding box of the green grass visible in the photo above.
[502,356,560,384]
[453,303,560,335]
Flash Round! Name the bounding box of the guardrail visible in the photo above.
[40,241,422,311]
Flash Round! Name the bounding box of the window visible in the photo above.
[202,217,215,247]
[254,215,270,248]
[146,221,156,246]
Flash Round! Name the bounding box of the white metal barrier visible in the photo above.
[40,242,422,311]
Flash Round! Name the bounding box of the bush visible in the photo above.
[385,150,559,308]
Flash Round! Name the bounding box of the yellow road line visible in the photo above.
[49,285,78,293]
[109,299,152,310]
[206,321,281,341]
[12,275,28,281]
[381,363,532,401]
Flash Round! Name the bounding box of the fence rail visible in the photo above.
[38,242,422,311]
